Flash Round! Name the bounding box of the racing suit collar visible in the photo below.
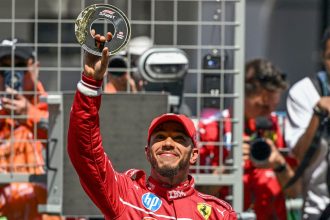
[146,175,195,201]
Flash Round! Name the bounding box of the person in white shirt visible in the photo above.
[285,27,330,220]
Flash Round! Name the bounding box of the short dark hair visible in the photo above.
[245,58,288,96]
[321,27,330,53]
[108,55,128,76]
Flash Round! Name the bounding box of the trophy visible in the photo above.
[75,4,131,56]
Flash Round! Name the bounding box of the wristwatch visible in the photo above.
[313,105,327,117]
[273,162,287,173]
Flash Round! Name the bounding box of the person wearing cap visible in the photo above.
[104,55,137,93]
[67,33,237,219]
[0,38,60,219]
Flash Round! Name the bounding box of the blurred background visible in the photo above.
[0,0,327,218]
[0,0,325,110]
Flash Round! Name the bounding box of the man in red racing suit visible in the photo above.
[67,33,237,220]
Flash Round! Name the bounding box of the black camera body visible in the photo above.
[250,137,271,165]
[202,53,230,108]
[248,116,274,165]
[203,54,222,69]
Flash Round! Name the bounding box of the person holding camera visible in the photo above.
[197,58,299,219]
[67,32,237,219]
[0,38,60,219]
[285,27,330,220]
[104,55,137,93]
[242,58,300,219]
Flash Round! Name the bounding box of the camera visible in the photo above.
[3,70,24,91]
[249,138,271,165]
[138,48,188,83]
[203,54,222,69]
[138,48,189,113]
[202,53,229,108]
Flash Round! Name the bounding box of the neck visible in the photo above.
[150,169,188,187]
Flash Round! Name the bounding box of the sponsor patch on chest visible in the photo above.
[142,193,162,212]
[197,203,212,220]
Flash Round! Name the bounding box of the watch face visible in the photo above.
[273,163,286,173]
[313,105,328,118]
[75,4,131,56]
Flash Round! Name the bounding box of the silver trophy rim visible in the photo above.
[75,4,131,56]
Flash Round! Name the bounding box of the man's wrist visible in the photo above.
[313,105,328,118]
[273,162,287,173]
[81,73,103,88]
[77,73,103,97]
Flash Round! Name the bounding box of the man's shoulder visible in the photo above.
[124,169,146,181]
[290,77,314,91]
[195,191,234,211]
[289,77,319,101]
[194,192,237,219]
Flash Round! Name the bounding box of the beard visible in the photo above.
[149,149,192,179]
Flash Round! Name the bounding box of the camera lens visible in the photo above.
[250,138,271,164]
[203,54,221,69]
[207,60,217,68]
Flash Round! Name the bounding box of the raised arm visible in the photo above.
[67,33,128,217]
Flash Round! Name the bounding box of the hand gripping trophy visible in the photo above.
[75,4,131,56]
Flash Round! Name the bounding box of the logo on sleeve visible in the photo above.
[197,203,212,220]
[142,193,162,212]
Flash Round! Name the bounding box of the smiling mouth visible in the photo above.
[158,152,178,158]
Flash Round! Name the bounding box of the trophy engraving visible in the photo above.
[75,5,96,45]
[75,4,131,56]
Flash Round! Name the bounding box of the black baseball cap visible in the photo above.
[0,38,35,61]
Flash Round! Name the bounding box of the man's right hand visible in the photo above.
[83,31,112,80]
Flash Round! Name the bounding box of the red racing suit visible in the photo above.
[67,75,237,220]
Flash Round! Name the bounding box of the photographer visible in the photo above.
[104,55,137,93]
[0,38,59,219]
[243,59,300,219]
[198,59,299,219]
[285,27,330,219]
[103,36,155,94]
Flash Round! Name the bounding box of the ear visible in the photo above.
[189,147,199,165]
[145,145,150,162]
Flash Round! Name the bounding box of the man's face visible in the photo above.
[147,121,198,179]
[323,39,330,74]
[245,88,282,119]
